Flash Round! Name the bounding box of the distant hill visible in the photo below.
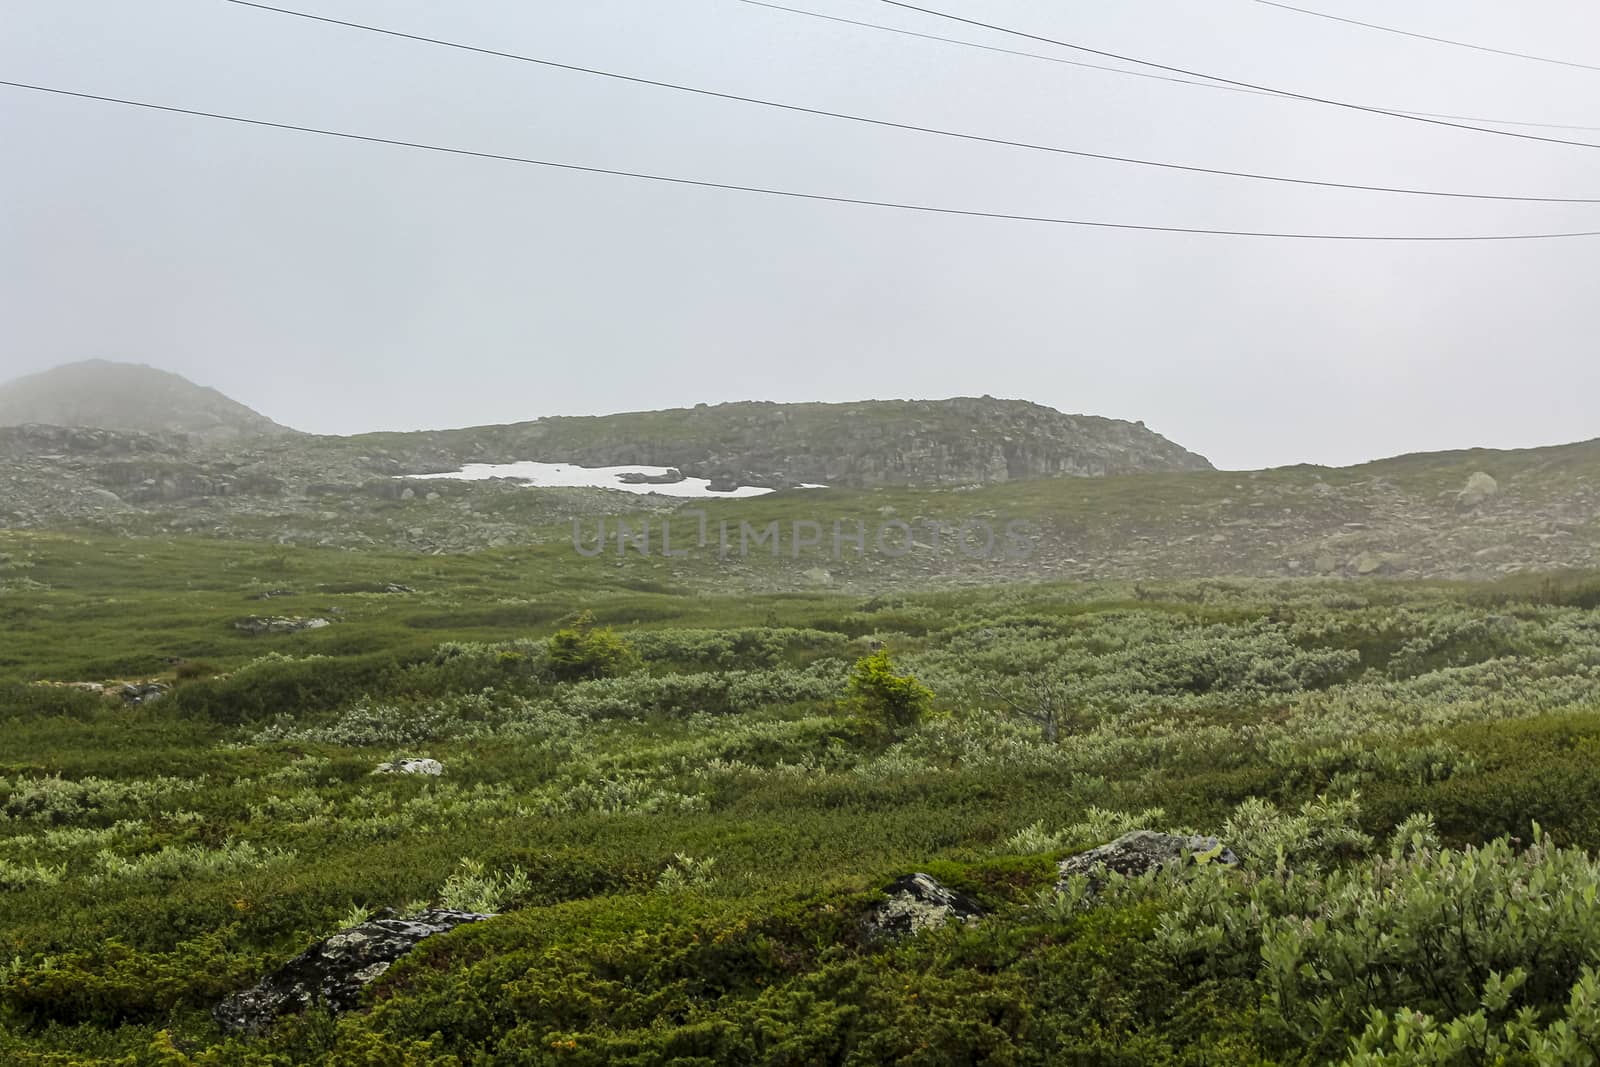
[0,360,296,442]
[353,397,1215,487]
[0,396,1597,584]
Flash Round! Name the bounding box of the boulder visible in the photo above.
[117,682,167,706]
[1458,471,1499,510]
[214,909,491,1035]
[863,873,984,939]
[1351,551,1392,576]
[615,468,686,485]
[234,616,332,636]
[1057,830,1238,891]
[374,758,443,776]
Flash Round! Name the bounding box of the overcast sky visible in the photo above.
[3,0,1598,469]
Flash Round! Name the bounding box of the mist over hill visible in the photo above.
[0,359,297,442]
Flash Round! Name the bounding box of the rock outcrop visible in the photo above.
[234,616,331,636]
[1458,471,1500,510]
[214,909,492,1035]
[864,873,984,939]
[374,758,443,776]
[1057,831,1239,891]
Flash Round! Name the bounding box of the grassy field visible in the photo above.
[5,532,1600,1063]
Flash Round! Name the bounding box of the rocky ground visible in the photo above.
[2,423,1596,588]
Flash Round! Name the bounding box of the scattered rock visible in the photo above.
[1057,830,1238,891]
[248,588,296,601]
[616,468,686,485]
[1351,551,1390,576]
[1458,471,1500,510]
[801,567,833,586]
[864,873,984,939]
[213,909,492,1035]
[234,616,332,636]
[374,758,443,776]
[117,682,167,706]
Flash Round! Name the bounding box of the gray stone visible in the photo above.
[1458,471,1499,510]
[863,873,984,939]
[1352,551,1390,576]
[213,909,492,1035]
[234,616,332,636]
[374,757,443,776]
[117,682,167,706]
[1057,830,1238,891]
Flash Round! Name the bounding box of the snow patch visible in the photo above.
[406,461,821,498]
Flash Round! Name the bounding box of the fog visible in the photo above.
[4,0,1598,468]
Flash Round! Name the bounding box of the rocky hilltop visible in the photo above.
[0,360,296,443]
[359,398,1214,487]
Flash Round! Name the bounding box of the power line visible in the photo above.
[1254,0,1600,75]
[872,0,1600,150]
[5,79,1599,241]
[738,0,1600,133]
[218,1,1600,205]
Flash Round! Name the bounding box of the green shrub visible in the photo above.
[545,613,638,683]
[843,649,934,736]
[168,653,395,724]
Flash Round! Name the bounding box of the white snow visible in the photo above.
[406,461,822,498]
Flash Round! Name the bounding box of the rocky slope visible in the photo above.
[355,398,1214,488]
[0,360,296,442]
[2,366,1593,587]
[1,421,1596,586]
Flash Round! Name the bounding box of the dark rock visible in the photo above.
[615,468,685,485]
[117,682,167,706]
[1057,831,1238,891]
[864,873,984,939]
[214,909,492,1035]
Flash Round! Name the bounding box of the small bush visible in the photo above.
[545,613,638,683]
[843,649,933,736]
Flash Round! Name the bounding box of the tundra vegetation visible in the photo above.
[4,531,1600,1063]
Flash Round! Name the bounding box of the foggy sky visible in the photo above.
[3,0,1598,470]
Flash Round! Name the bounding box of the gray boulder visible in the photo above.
[214,909,491,1035]
[1458,471,1500,510]
[615,468,685,485]
[1057,830,1238,891]
[374,757,443,776]
[117,682,167,707]
[233,616,331,636]
[864,873,984,939]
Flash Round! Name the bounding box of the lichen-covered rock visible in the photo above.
[1458,471,1500,510]
[1057,830,1238,891]
[233,616,331,636]
[117,682,167,706]
[374,757,443,776]
[864,873,984,939]
[214,909,491,1035]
